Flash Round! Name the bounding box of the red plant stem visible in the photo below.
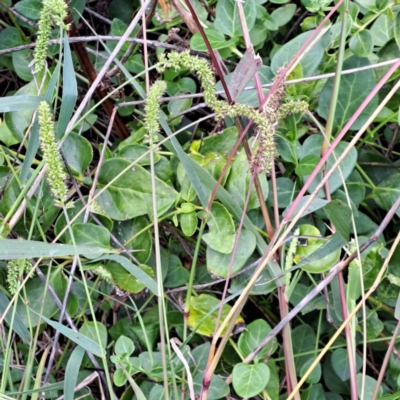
[183,0,232,104]
[284,57,400,223]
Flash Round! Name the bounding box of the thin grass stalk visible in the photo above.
[371,320,400,399]
[287,223,400,399]
[182,219,207,333]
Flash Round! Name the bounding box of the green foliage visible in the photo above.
[1,0,399,397]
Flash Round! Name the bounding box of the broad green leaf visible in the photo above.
[190,27,236,51]
[118,144,160,166]
[12,49,33,81]
[14,0,42,19]
[271,30,324,76]
[106,260,156,295]
[318,56,378,131]
[131,321,159,348]
[364,308,384,339]
[214,0,256,37]
[0,27,24,53]
[300,357,321,384]
[349,30,373,57]
[276,134,299,164]
[268,177,297,208]
[394,12,400,51]
[0,291,30,343]
[226,147,268,210]
[292,325,318,376]
[271,4,297,27]
[357,373,382,399]
[249,19,269,47]
[283,195,329,220]
[362,247,384,290]
[112,217,152,264]
[295,154,319,176]
[301,136,358,197]
[323,200,351,240]
[238,319,277,361]
[167,77,196,95]
[294,225,341,273]
[232,363,270,398]
[370,14,394,47]
[180,211,198,236]
[115,335,135,357]
[191,126,238,156]
[61,132,93,175]
[96,158,178,220]
[163,258,189,288]
[79,321,107,355]
[0,239,112,259]
[193,373,230,400]
[72,223,110,250]
[203,202,236,254]
[207,229,256,278]
[187,294,244,336]
[373,173,400,217]
[64,346,85,400]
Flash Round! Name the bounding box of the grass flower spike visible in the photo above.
[34,0,70,72]
[157,51,308,174]
[38,101,68,207]
[144,80,167,146]
[7,259,32,295]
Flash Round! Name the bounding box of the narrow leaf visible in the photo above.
[64,346,85,400]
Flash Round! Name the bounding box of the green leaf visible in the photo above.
[163,257,189,288]
[14,0,42,20]
[0,291,30,343]
[357,373,382,400]
[271,30,324,76]
[97,254,158,295]
[301,136,358,196]
[12,49,33,81]
[0,239,112,259]
[295,154,320,176]
[115,335,135,357]
[61,133,93,176]
[226,148,268,210]
[118,144,160,166]
[207,229,256,278]
[318,56,378,131]
[214,0,256,37]
[300,357,321,384]
[131,322,159,349]
[232,363,270,397]
[394,12,400,51]
[64,346,85,400]
[203,202,236,254]
[193,373,230,400]
[238,319,277,361]
[72,223,110,251]
[190,27,236,51]
[187,294,244,337]
[96,158,178,220]
[370,14,394,47]
[283,195,329,221]
[268,177,297,208]
[112,217,152,264]
[373,173,400,217]
[271,4,297,26]
[180,211,198,236]
[276,134,300,164]
[294,225,341,273]
[323,200,352,240]
[35,316,104,357]
[0,27,24,53]
[349,30,373,57]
